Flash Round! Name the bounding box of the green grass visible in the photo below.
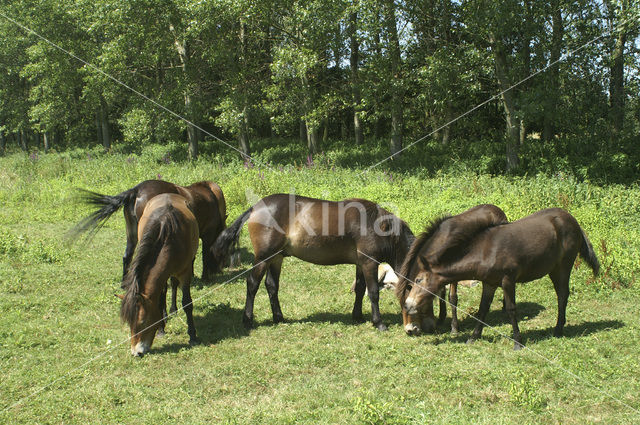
[0,144,639,423]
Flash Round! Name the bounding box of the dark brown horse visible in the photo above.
[396,204,508,335]
[72,179,226,280]
[398,208,599,349]
[212,194,415,331]
[119,193,199,356]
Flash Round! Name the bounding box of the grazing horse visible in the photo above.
[399,208,599,350]
[119,193,199,357]
[72,179,226,280]
[396,204,508,336]
[212,194,416,331]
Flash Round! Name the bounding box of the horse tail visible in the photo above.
[211,206,253,265]
[579,228,600,276]
[70,188,137,240]
[120,205,177,325]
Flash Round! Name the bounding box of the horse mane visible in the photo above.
[395,215,451,300]
[120,204,180,326]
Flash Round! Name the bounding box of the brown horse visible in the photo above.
[72,179,226,280]
[396,204,508,335]
[119,193,199,357]
[398,208,599,350]
[212,194,416,331]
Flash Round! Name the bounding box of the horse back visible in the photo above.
[133,180,181,219]
[140,193,199,270]
[183,181,226,238]
[424,204,507,265]
[246,194,401,266]
[476,208,583,283]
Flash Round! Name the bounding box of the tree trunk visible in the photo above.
[0,129,5,154]
[20,129,28,151]
[350,10,364,145]
[238,105,251,158]
[172,25,198,160]
[441,103,453,145]
[299,119,307,144]
[607,0,627,136]
[237,20,251,158]
[306,121,319,154]
[341,115,349,140]
[43,131,50,152]
[543,2,563,142]
[322,116,329,144]
[383,0,403,155]
[491,35,520,171]
[99,98,111,151]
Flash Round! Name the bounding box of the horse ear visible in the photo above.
[114,293,124,300]
[417,255,431,271]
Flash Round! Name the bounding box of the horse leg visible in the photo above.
[264,256,285,324]
[351,266,366,323]
[180,267,198,345]
[243,260,269,329]
[550,265,571,337]
[449,282,459,335]
[122,208,138,280]
[169,277,179,315]
[467,283,496,344]
[362,261,387,331]
[200,232,217,280]
[157,283,168,337]
[437,286,447,327]
[501,278,522,350]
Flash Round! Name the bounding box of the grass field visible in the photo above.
[1,144,639,423]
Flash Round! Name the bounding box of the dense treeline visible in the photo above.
[0,0,638,172]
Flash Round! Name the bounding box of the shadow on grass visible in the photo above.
[440,318,624,346]
[277,310,404,328]
[153,303,250,355]
[521,319,624,343]
[437,301,546,334]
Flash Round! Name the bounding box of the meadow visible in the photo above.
[1,141,639,424]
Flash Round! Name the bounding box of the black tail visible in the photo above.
[211,206,253,265]
[69,188,137,240]
[579,228,600,276]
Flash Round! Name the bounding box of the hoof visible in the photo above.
[273,315,285,324]
[375,323,388,332]
[466,338,476,345]
[189,337,200,346]
[450,329,458,336]
[553,328,564,338]
[242,317,254,329]
[513,341,524,351]
[352,314,365,323]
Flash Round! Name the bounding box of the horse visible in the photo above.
[119,193,199,357]
[396,204,508,336]
[71,179,227,280]
[211,194,416,331]
[398,208,599,350]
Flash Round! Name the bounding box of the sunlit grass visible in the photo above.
[0,145,638,423]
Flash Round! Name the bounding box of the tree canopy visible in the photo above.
[0,0,638,173]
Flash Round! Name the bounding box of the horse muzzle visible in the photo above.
[404,323,421,336]
[131,341,150,357]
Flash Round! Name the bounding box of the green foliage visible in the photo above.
[2,0,637,162]
[0,230,67,264]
